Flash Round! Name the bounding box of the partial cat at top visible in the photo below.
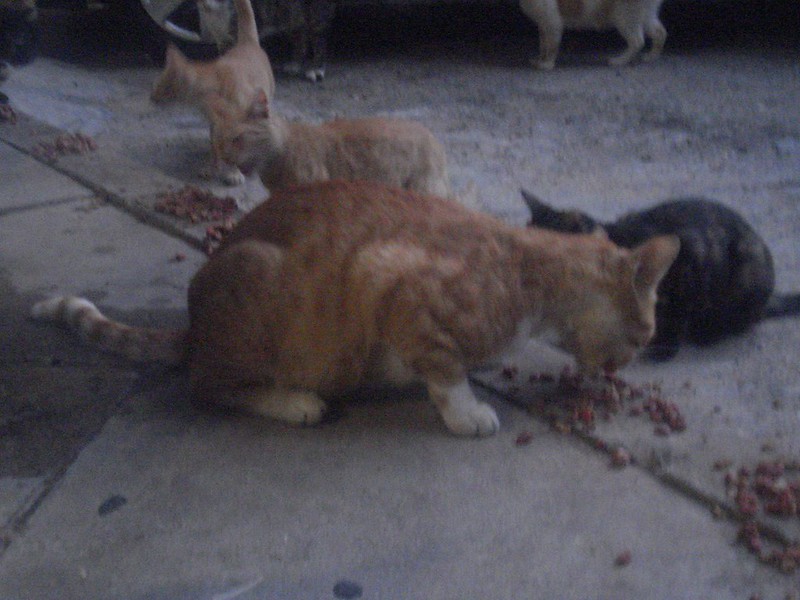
[31,180,678,437]
[209,88,453,199]
[518,0,666,69]
[150,0,275,186]
[521,190,800,359]
[0,0,38,67]
[197,0,335,82]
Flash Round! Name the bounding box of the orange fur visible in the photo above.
[210,90,452,198]
[32,180,678,436]
[150,0,275,185]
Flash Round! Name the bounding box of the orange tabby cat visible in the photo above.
[150,0,275,186]
[209,89,453,198]
[519,0,667,69]
[31,180,679,436]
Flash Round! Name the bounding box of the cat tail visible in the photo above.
[234,0,259,46]
[31,296,187,365]
[764,293,800,319]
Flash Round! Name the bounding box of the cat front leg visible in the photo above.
[519,0,562,70]
[428,379,500,437]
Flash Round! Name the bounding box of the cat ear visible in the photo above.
[247,88,270,120]
[164,43,185,65]
[520,188,551,225]
[631,234,680,296]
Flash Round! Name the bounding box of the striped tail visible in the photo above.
[764,293,800,319]
[31,296,187,365]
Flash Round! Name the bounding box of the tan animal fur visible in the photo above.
[209,89,453,199]
[519,0,666,69]
[31,180,679,437]
[150,0,275,186]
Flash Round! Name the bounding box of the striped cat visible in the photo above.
[32,180,678,436]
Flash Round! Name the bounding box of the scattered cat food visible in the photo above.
[203,218,236,254]
[515,431,534,446]
[333,579,363,599]
[502,365,518,380]
[522,367,686,438]
[97,494,127,516]
[725,460,800,518]
[154,185,237,223]
[32,132,97,162]
[173,252,187,262]
[610,447,631,468]
[0,104,16,124]
[614,549,632,567]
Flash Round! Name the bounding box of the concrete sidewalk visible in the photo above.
[1,117,798,599]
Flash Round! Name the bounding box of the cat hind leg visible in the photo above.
[237,386,328,425]
[609,13,646,66]
[642,18,667,62]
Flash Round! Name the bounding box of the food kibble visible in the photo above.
[0,105,17,124]
[614,549,632,567]
[515,431,533,446]
[154,185,237,223]
[610,447,631,468]
[32,132,97,162]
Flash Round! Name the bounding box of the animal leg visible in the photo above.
[519,0,562,70]
[642,18,667,62]
[609,18,645,66]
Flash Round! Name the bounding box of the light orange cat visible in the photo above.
[209,89,453,198]
[519,0,667,69]
[31,180,679,436]
[150,0,275,185]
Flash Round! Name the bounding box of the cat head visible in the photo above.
[521,189,602,235]
[534,233,680,373]
[209,88,274,175]
[150,44,192,104]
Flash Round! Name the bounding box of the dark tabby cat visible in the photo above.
[0,0,38,67]
[521,189,800,359]
[199,0,335,81]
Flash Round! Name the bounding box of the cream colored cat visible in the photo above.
[519,0,667,69]
[31,180,679,437]
[209,89,453,198]
[150,0,275,185]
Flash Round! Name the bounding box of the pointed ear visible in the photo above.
[164,43,185,65]
[206,94,230,124]
[248,88,270,119]
[520,188,548,221]
[631,235,680,297]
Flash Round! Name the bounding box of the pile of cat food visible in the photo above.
[504,365,686,438]
[32,132,97,162]
[0,104,16,124]
[724,460,800,573]
[154,185,238,253]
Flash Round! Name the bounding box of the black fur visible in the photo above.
[521,189,800,360]
[0,4,38,66]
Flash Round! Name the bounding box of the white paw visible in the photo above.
[277,391,327,426]
[221,168,246,187]
[304,68,325,82]
[531,57,555,71]
[441,400,500,437]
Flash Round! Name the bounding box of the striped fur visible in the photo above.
[30,296,187,364]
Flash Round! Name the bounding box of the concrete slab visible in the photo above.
[0,379,792,600]
[0,195,205,312]
[0,140,88,210]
